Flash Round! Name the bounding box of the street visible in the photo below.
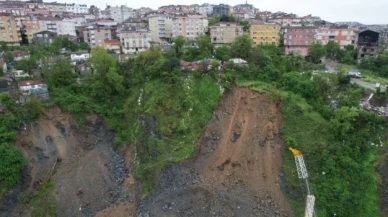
[350,78,377,91]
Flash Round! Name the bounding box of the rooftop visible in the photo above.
[19,80,45,87]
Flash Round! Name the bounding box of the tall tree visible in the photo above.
[89,47,116,77]
[174,35,185,54]
[50,57,76,88]
[308,41,326,63]
[19,57,37,77]
[231,34,253,60]
[325,41,341,59]
[5,51,14,63]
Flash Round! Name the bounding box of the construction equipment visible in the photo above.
[289,147,316,217]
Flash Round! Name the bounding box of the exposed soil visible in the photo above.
[0,107,136,217]
[136,87,293,217]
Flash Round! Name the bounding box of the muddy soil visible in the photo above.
[136,87,293,217]
[0,107,136,217]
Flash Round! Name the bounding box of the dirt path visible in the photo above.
[1,107,136,217]
[137,87,293,217]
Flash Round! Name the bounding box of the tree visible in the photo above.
[79,42,89,51]
[137,46,162,67]
[89,47,117,77]
[174,35,185,54]
[325,41,341,59]
[197,35,213,59]
[25,97,43,121]
[50,57,76,88]
[0,67,3,77]
[0,41,7,51]
[5,51,14,63]
[215,46,231,61]
[329,107,359,139]
[239,20,250,31]
[231,34,253,60]
[19,57,37,77]
[308,41,326,63]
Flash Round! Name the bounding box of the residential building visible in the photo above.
[119,26,151,54]
[89,5,100,19]
[0,60,7,73]
[233,3,256,15]
[284,26,317,56]
[316,26,357,48]
[83,25,113,48]
[18,80,49,102]
[196,3,213,16]
[110,5,134,23]
[65,15,87,27]
[12,50,30,61]
[38,17,60,33]
[209,22,243,45]
[171,13,208,40]
[21,15,41,43]
[0,13,20,44]
[32,30,57,46]
[256,11,272,20]
[267,15,302,27]
[25,2,50,16]
[104,39,121,53]
[250,21,281,45]
[56,19,76,36]
[65,3,88,14]
[213,4,229,16]
[0,2,26,16]
[148,13,173,43]
[301,14,321,24]
[44,2,66,16]
[134,7,152,18]
[357,30,380,59]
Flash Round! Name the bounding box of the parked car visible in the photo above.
[348,69,361,78]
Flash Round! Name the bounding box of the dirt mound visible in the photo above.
[137,87,293,217]
[1,107,136,217]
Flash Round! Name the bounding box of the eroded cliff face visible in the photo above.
[1,107,137,217]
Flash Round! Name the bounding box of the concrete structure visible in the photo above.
[43,2,65,16]
[12,50,30,61]
[267,15,302,27]
[83,25,113,48]
[284,26,317,56]
[148,13,173,43]
[119,26,151,54]
[233,3,256,15]
[196,3,213,16]
[20,16,41,43]
[209,22,243,45]
[110,5,134,23]
[357,30,380,60]
[213,4,229,16]
[57,19,76,36]
[0,2,26,16]
[65,3,88,14]
[38,17,60,33]
[32,30,57,46]
[316,26,357,48]
[172,14,208,40]
[25,2,50,16]
[104,39,121,53]
[0,13,20,44]
[250,21,281,45]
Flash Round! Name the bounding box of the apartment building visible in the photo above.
[44,2,66,16]
[213,4,230,16]
[148,13,173,43]
[316,26,356,48]
[0,3,26,16]
[172,14,208,40]
[284,26,317,56]
[209,22,243,45]
[119,26,151,54]
[0,13,20,44]
[32,30,57,46]
[21,15,41,43]
[267,16,302,27]
[196,3,213,16]
[83,25,113,48]
[25,2,50,16]
[104,39,121,53]
[65,3,88,14]
[250,21,280,45]
[110,5,134,23]
[357,30,380,59]
[57,19,76,36]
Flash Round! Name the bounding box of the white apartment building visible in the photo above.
[57,19,76,36]
[65,3,88,14]
[196,3,213,16]
[119,26,151,54]
[172,14,208,40]
[110,5,135,23]
[148,13,173,43]
[39,17,60,32]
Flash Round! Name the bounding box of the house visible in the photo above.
[12,50,30,61]
[70,53,89,62]
[104,39,121,54]
[315,26,357,48]
[284,26,318,56]
[229,58,248,64]
[18,80,49,102]
[249,21,281,46]
[32,30,57,46]
[357,30,380,60]
[0,60,7,72]
[119,26,151,54]
[13,70,30,78]
[209,22,244,45]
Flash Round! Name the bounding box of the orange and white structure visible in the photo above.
[289,147,316,217]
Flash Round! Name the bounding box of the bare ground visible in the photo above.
[136,87,293,217]
[0,107,135,217]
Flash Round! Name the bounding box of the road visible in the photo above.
[350,78,377,91]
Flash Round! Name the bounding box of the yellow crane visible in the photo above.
[289,147,316,217]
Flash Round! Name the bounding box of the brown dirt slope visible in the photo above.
[137,87,293,217]
[1,107,135,217]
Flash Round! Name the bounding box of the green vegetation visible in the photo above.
[30,177,57,217]
[359,52,388,78]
